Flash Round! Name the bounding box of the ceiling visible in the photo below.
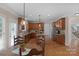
[3,3,79,23]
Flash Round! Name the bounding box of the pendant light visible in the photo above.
[38,14,41,27]
[23,3,26,25]
[21,3,26,31]
[21,3,26,25]
[24,3,25,21]
[38,14,40,22]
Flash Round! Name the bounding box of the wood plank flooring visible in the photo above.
[45,40,79,56]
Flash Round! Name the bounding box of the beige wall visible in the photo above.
[65,16,79,47]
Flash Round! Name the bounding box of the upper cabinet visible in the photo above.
[55,18,65,30]
[18,17,27,33]
[28,22,44,31]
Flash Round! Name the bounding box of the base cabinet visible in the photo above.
[54,35,65,45]
[53,17,65,45]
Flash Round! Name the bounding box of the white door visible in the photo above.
[9,23,17,47]
[0,16,5,50]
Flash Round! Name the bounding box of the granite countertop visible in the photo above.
[36,33,45,36]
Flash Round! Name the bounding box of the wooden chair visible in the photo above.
[14,36,24,46]
[26,48,44,56]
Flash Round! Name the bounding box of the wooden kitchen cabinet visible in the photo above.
[55,18,65,29]
[28,23,44,31]
[28,23,34,30]
[60,18,65,29]
[55,35,65,45]
[53,17,65,45]
[18,17,24,33]
[18,17,27,30]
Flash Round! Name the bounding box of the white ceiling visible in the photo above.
[3,3,79,23]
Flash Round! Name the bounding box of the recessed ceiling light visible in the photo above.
[47,14,50,16]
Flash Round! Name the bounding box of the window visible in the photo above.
[0,16,3,39]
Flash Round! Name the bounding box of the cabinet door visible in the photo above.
[35,23,39,30]
[62,19,65,29]
[59,18,65,29]
[59,20,62,29]
[56,35,65,45]
[28,23,31,30]
[55,21,59,28]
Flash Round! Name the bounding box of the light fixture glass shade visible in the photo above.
[21,20,26,25]
[39,24,41,27]
[22,20,26,25]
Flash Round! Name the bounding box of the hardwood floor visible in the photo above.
[0,37,79,56]
[45,40,79,56]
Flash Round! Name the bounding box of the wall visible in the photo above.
[44,23,53,41]
[0,5,18,50]
[65,16,79,47]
